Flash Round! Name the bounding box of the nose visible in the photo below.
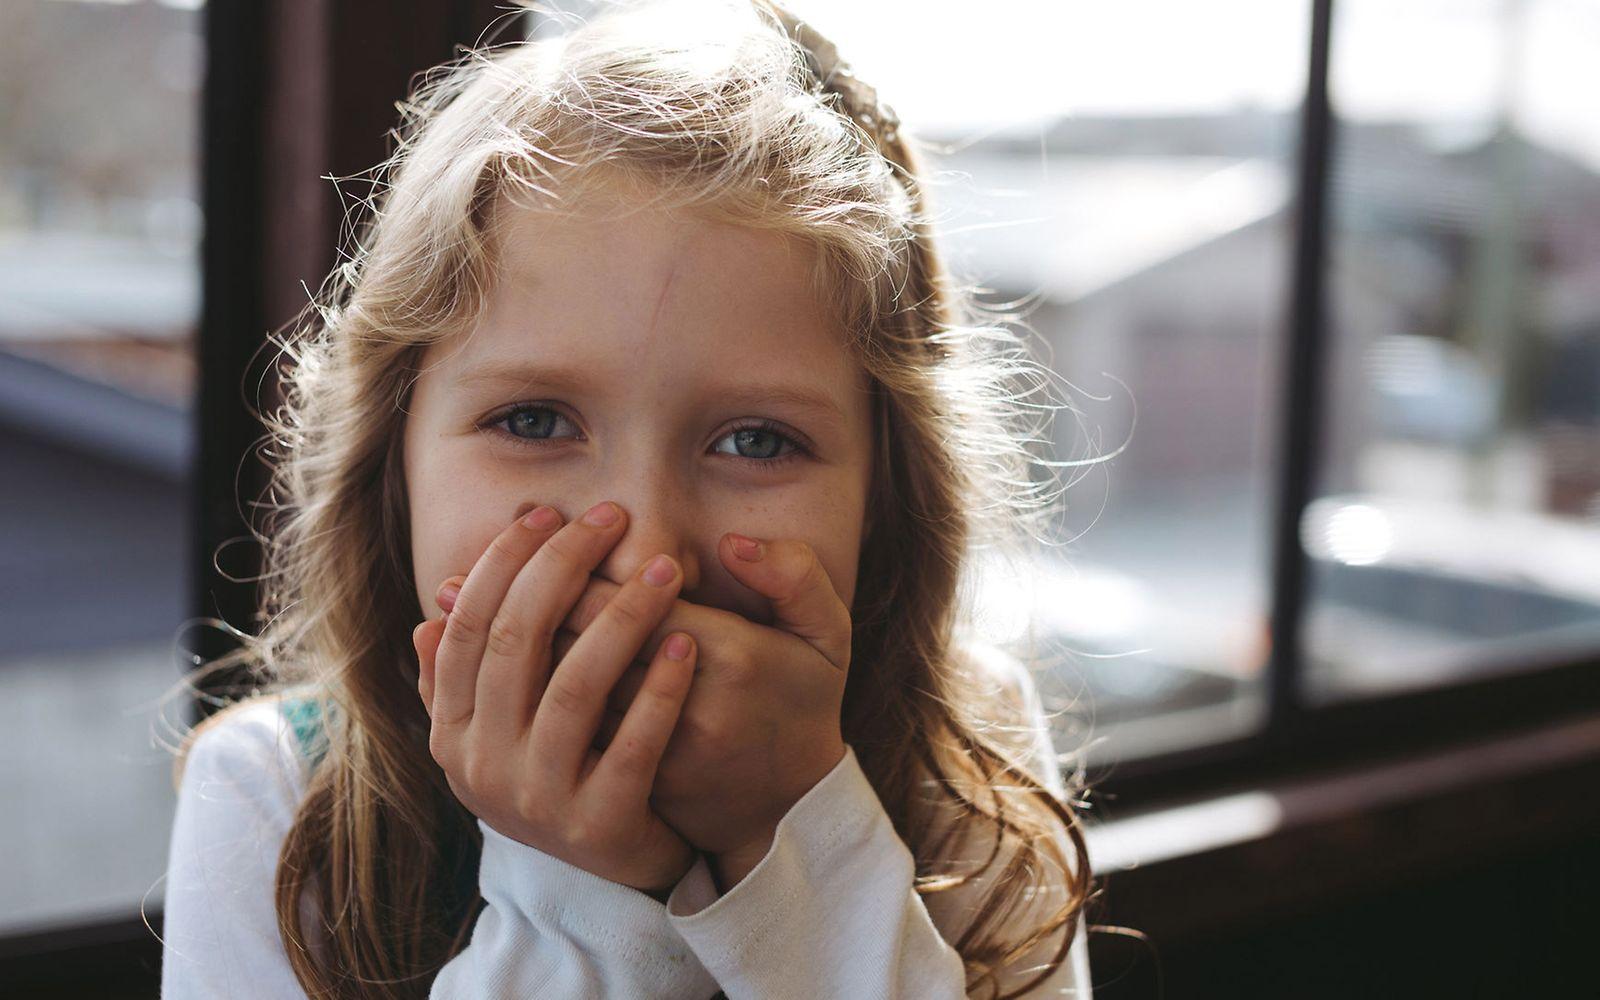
[586,490,702,594]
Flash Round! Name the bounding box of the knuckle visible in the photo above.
[566,581,613,631]
[512,787,549,828]
[632,691,677,730]
[610,735,652,774]
[547,676,594,715]
[682,707,729,749]
[460,755,493,794]
[488,527,531,563]
[605,594,650,631]
[427,732,453,768]
[484,613,528,659]
[795,539,819,571]
[642,665,682,702]
[561,812,599,849]
[445,599,486,638]
[722,646,757,686]
[540,531,588,572]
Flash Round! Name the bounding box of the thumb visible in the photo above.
[719,533,851,672]
[418,574,466,717]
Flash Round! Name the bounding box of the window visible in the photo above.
[0,0,202,937]
[1306,0,1600,703]
[793,0,1309,764]
[787,0,1600,780]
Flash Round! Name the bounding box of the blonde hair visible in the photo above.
[169,1,1102,996]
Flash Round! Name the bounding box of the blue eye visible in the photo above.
[489,404,580,443]
[711,421,808,466]
[481,405,810,468]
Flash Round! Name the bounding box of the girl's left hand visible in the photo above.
[437,532,851,890]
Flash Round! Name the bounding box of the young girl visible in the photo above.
[159,0,1101,996]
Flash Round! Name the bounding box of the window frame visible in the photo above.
[1083,0,1600,809]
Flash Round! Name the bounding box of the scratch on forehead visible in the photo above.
[647,254,679,336]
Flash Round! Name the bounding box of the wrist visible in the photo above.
[709,827,778,894]
[709,745,848,893]
[636,854,696,903]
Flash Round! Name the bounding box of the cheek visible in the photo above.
[805,510,867,612]
[404,444,514,610]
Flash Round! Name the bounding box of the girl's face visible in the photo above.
[403,194,876,629]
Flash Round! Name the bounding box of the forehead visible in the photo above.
[443,195,866,396]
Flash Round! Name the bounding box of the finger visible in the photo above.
[556,626,644,712]
[718,534,852,670]
[588,632,695,807]
[558,573,722,671]
[531,551,682,784]
[435,575,466,614]
[432,506,565,729]
[474,501,630,739]
[413,616,448,717]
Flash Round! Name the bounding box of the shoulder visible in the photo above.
[173,692,315,827]
[951,635,1059,773]
[945,633,1075,822]
[921,638,1094,994]
[162,693,324,994]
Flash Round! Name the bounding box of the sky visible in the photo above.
[784,0,1600,169]
[46,0,1600,169]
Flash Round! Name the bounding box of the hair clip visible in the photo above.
[762,2,901,146]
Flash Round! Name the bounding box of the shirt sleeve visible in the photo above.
[433,819,720,997]
[663,646,1093,999]
[159,699,723,1000]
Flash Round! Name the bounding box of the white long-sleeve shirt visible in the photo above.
[160,648,1092,998]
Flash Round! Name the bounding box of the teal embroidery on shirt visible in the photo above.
[281,691,330,772]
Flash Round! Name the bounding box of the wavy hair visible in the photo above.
[168,1,1105,996]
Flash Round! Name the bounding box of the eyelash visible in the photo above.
[479,403,812,468]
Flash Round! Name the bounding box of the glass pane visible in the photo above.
[1306,0,1600,703]
[788,0,1310,763]
[0,0,201,936]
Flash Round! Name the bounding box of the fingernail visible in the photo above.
[665,633,692,660]
[523,505,561,531]
[582,500,620,526]
[643,554,677,587]
[728,533,763,561]
[437,582,460,611]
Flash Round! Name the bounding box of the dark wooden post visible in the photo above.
[193,0,512,715]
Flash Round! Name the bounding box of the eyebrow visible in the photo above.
[452,360,850,422]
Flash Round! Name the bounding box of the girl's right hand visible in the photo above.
[409,501,698,897]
